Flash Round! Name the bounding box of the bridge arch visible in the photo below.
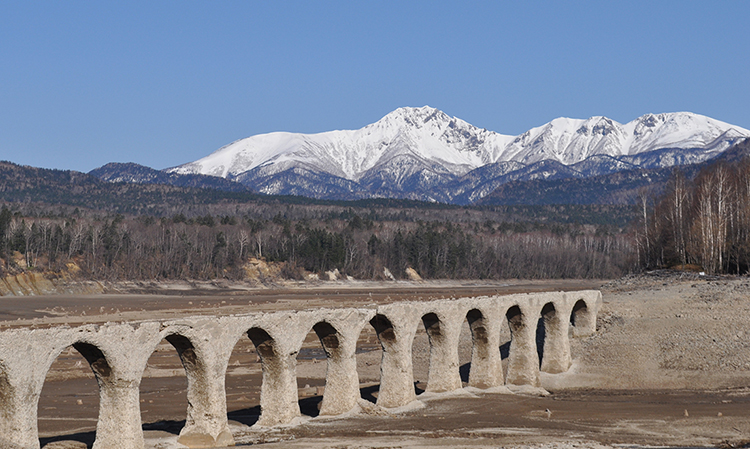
[570,298,596,337]
[296,319,362,417]
[36,339,112,448]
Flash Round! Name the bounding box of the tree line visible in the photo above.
[637,158,750,275]
[0,207,636,281]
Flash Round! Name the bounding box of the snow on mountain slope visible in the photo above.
[171,106,514,182]
[168,106,750,201]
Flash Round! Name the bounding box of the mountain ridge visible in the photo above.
[165,106,750,203]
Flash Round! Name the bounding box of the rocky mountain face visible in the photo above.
[113,107,750,204]
[478,136,750,206]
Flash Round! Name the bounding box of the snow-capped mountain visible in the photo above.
[167,106,750,203]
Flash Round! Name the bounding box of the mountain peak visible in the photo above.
[167,107,750,202]
[374,105,453,130]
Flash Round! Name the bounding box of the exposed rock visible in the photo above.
[383,267,395,281]
[405,267,422,281]
[243,257,282,280]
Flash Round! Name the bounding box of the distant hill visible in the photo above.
[0,161,260,215]
[89,162,252,193]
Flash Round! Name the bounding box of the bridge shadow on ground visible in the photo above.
[227,404,261,427]
[40,382,437,447]
[142,419,187,435]
[40,431,95,449]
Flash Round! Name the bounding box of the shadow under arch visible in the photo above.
[247,327,277,360]
[570,299,588,326]
[73,342,113,382]
[369,314,397,349]
[536,302,556,366]
[506,305,524,338]
[312,321,341,356]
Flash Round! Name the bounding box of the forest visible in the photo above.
[0,204,636,281]
[637,158,750,275]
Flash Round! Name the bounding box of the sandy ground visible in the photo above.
[8,276,750,448]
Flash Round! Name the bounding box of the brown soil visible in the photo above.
[15,276,750,448]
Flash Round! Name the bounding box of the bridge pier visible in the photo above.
[0,336,46,449]
[539,302,572,374]
[422,308,463,393]
[314,313,369,416]
[93,378,144,449]
[370,305,420,408]
[245,326,300,427]
[466,305,504,389]
[504,304,541,387]
[155,331,234,448]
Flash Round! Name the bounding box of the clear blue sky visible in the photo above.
[1,1,749,172]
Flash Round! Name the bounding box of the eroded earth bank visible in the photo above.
[12,276,750,449]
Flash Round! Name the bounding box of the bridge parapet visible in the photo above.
[0,290,601,449]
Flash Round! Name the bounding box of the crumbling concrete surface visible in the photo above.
[0,290,600,449]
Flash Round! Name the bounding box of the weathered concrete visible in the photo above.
[0,290,601,449]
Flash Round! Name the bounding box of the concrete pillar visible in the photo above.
[71,333,148,449]
[162,333,233,448]
[93,377,143,449]
[504,304,540,387]
[466,307,503,388]
[370,311,417,408]
[315,315,365,416]
[247,327,300,426]
[539,303,572,374]
[0,358,42,449]
[422,310,462,393]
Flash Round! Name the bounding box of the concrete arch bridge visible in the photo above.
[0,290,601,449]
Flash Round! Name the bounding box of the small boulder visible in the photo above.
[325,268,340,281]
[405,267,422,281]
